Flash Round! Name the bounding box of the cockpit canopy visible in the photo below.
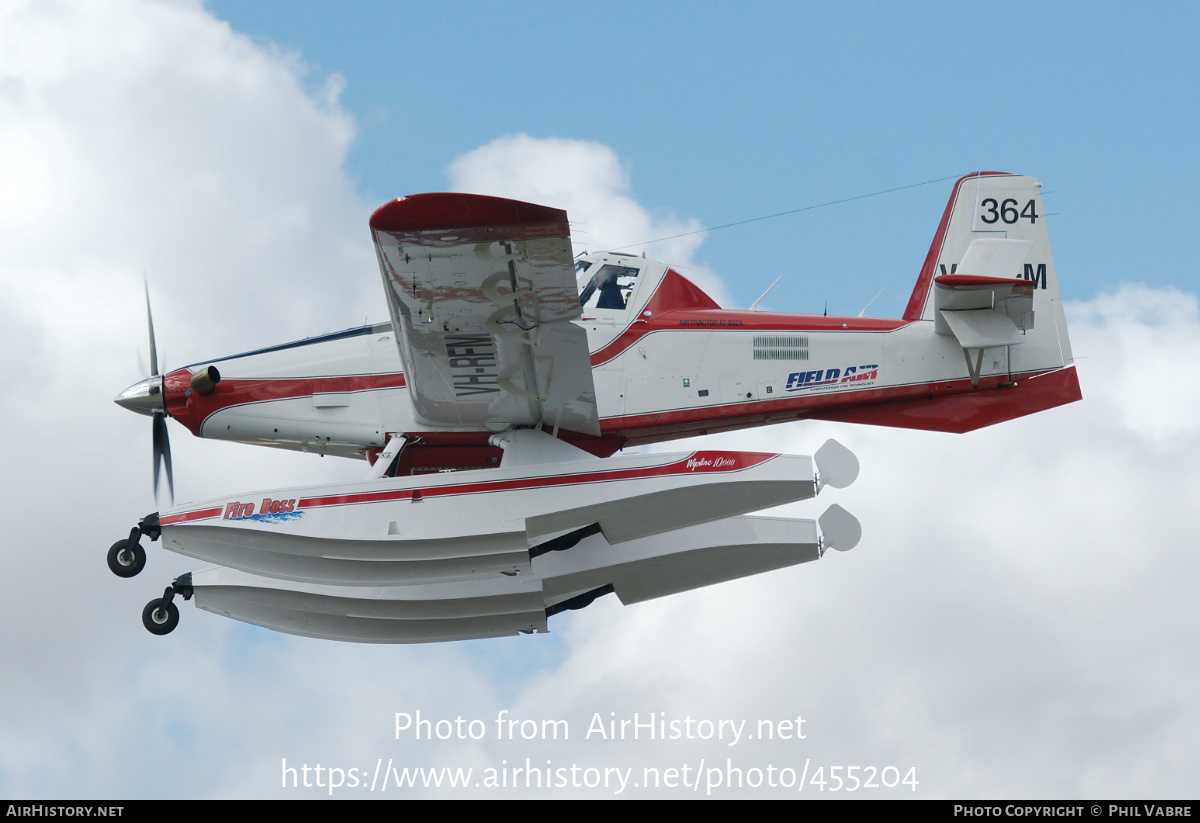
[575,253,665,317]
[578,262,639,310]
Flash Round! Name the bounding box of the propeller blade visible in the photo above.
[145,277,159,377]
[152,413,174,507]
[151,413,161,496]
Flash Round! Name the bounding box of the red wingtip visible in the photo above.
[370,193,568,243]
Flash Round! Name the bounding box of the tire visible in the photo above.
[107,540,146,578]
[142,598,179,635]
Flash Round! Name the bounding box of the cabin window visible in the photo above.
[579,264,640,311]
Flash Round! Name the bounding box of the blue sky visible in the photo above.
[211,1,1199,316]
[2,0,1199,799]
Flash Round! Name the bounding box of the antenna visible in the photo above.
[857,287,885,317]
[748,276,782,312]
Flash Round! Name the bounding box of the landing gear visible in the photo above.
[108,515,189,637]
[141,574,193,637]
[107,531,146,578]
[142,598,178,635]
[106,514,161,579]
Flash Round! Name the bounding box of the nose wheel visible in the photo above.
[142,574,193,636]
[107,530,146,578]
[142,598,178,635]
[106,514,160,579]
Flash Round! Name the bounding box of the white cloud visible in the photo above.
[0,0,376,352]
[1067,284,1200,442]
[0,0,381,797]
[448,134,732,306]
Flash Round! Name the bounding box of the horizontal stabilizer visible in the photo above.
[939,308,1024,349]
[933,240,1036,343]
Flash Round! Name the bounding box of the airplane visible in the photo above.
[108,171,1081,643]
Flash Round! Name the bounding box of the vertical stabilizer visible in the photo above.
[904,173,1073,373]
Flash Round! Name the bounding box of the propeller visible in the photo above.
[114,281,173,506]
[145,282,173,506]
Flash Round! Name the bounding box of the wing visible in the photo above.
[370,193,600,436]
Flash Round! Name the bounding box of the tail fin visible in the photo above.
[904,172,1074,375]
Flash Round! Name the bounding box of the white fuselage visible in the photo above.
[165,253,1068,460]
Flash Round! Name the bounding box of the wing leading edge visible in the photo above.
[370,193,600,436]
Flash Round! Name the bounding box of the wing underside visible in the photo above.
[370,193,599,436]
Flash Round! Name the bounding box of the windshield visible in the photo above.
[578,264,639,310]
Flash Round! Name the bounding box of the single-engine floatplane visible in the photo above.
[109,172,1080,643]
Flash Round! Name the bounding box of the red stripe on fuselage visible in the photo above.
[602,365,1081,442]
[164,371,407,436]
[159,507,224,526]
[158,451,777,524]
[298,451,775,509]
[588,268,906,367]
[810,364,1082,433]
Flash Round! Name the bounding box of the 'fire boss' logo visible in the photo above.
[223,497,300,523]
[786,365,879,392]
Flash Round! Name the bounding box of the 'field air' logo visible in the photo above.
[786,365,879,392]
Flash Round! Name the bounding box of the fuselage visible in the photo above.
[138,248,1079,474]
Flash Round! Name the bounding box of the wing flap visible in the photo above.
[371,194,600,435]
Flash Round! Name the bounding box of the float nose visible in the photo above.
[114,376,165,417]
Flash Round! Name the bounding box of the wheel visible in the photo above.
[142,598,179,635]
[107,540,146,578]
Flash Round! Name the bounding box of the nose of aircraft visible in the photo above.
[114,376,166,417]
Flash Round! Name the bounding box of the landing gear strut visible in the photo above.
[106,513,161,579]
[142,573,193,636]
